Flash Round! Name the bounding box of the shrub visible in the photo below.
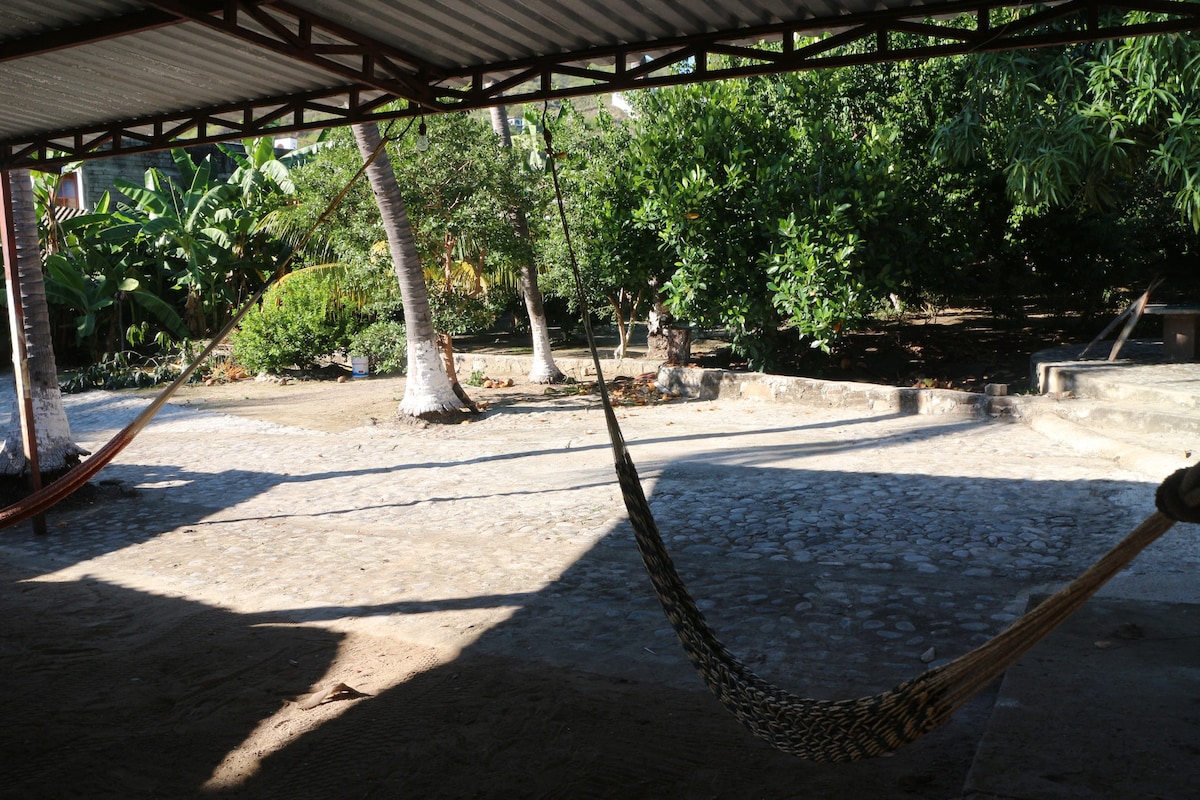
[232,270,354,373]
[348,320,407,375]
[59,350,191,393]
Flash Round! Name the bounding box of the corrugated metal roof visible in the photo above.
[1,0,1198,167]
[0,26,337,139]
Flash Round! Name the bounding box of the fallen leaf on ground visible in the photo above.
[297,681,371,710]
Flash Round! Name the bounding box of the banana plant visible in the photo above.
[117,140,323,335]
[41,203,187,358]
[115,151,258,335]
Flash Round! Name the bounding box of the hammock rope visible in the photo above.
[542,117,1200,762]
[0,120,409,530]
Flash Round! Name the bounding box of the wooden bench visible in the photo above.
[1144,304,1200,361]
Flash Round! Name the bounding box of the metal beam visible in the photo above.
[444,0,1200,107]
[3,0,1200,169]
[0,86,409,169]
[142,0,446,109]
[0,1,281,62]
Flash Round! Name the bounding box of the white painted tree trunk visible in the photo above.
[0,169,88,475]
[489,106,566,384]
[351,123,463,418]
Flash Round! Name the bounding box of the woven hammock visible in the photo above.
[540,121,1200,761]
[603,395,1195,761]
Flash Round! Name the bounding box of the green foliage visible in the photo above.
[603,58,974,367]
[535,103,658,322]
[394,113,535,288]
[115,140,313,337]
[766,211,870,353]
[115,151,246,334]
[426,284,503,335]
[935,19,1200,230]
[31,189,188,359]
[26,138,313,371]
[41,202,187,353]
[231,269,356,373]
[467,369,485,387]
[348,320,407,375]
[279,119,527,335]
[538,25,1199,362]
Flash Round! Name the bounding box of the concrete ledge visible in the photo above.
[1031,340,1200,408]
[656,366,1017,419]
[454,351,1016,418]
[1027,412,1192,478]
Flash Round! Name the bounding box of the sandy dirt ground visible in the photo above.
[168,373,414,433]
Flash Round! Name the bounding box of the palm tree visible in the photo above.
[350,122,464,418]
[0,169,88,475]
[489,106,566,384]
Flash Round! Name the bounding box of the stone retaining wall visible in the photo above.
[453,351,1022,418]
[656,366,1020,419]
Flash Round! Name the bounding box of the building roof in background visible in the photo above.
[2,0,1198,168]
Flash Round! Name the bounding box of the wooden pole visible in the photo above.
[1078,277,1163,360]
[1108,280,1158,362]
[0,169,48,535]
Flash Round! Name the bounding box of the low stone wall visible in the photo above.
[656,366,1020,419]
[454,352,1022,419]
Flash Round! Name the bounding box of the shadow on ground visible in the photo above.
[0,427,1182,798]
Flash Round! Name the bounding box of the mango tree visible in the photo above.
[490,104,565,383]
[534,103,661,359]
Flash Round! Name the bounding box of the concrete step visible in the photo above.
[1032,340,1200,413]
[1048,399,1200,456]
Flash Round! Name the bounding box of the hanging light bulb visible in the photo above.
[415,118,430,152]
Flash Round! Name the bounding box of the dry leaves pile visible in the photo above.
[605,373,679,406]
[540,373,677,406]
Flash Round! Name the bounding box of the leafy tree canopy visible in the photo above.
[935,19,1200,230]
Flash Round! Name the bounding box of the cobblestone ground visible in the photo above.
[1,380,1190,798]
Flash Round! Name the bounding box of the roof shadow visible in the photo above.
[0,567,343,798]
[0,392,1180,797]
[208,467,1163,794]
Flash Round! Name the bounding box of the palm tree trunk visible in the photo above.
[351,123,463,418]
[0,169,88,475]
[489,106,566,384]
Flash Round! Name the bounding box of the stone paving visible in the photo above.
[2,377,1189,709]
